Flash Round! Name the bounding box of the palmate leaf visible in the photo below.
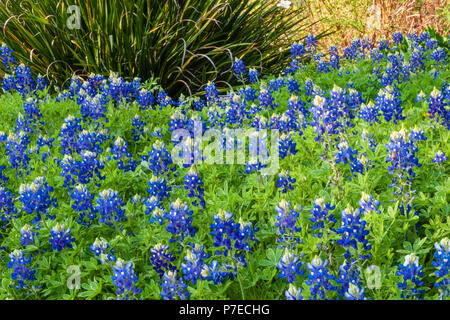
[0,0,328,97]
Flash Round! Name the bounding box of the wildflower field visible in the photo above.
[0,29,449,301]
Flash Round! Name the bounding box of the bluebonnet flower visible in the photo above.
[156,89,173,108]
[345,283,365,300]
[192,96,206,111]
[2,74,16,92]
[169,109,188,132]
[303,79,314,97]
[336,259,363,299]
[147,199,166,225]
[276,170,296,193]
[335,140,357,165]
[108,74,132,103]
[0,187,18,222]
[250,114,268,129]
[386,128,422,181]
[172,135,202,168]
[160,270,190,300]
[15,113,32,134]
[70,184,97,227]
[259,88,277,110]
[77,129,109,154]
[0,130,7,143]
[144,195,160,214]
[36,134,53,162]
[277,248,304,283]
[22,98,43,132]
[184,166,205,207]
[411,46,426,71]
[19,177,57,223]
[277,112,298,132]
[378,39,390,51]
[244,157,266,174]
[79,150,106,184]
[211,210,258,266]
[306,256,337,299]
[148,175,171,201]
[200,260,236,285]
[165,199,196,244]
[95,189,127,227]
[432,237,450,299]
[278,133,297,159]
[309,198,336,238]
[150,243,177,278]
[49,223,75,252]
[386,128,424,216]
[335,141,364,177]
[60,151,105,189]
[0,165,7,185]
[142,140,173,175]
[317,56,331,73]
[59,115,82,155]
[59,155,77,188]
[336,205,371,259]
[393,32,404,45]
[375,86,404,124]
[397,254,424,299]
[345,88,364,117]
[233,218,259,266]
[248,68,259,84]
[428,87,448,129]
[20,224,36,246]
[310,94,343,141]
[410,126,427,143]
[432,150,447,163]
[136,88,155,110]
[241,86,257,102]
[152,127,163,138]
[361,129,377,151]
[415,90,426,102]
[112,258,142,299]
[111,137,137,172]
[0,43,17,69]
[285,284,304,300]
[131,114,146,142]
[358,101,381,125]
[430,47,446,64]
[210,209,238,256]
[181,243,210,284]
[225,99,246,127]
[287,94,307,116]
[90,238,116,264]
[268,77,285,93]
[5,131,30,172]
[425,38,438,50]
[380,54,403,86]
[14,63,35,96]
[290,42,306,60]
[358,192,381,214]
[275,200,302,244]
[7,249,36,289]
[205,81,221,106]
[79,93,108,122]
[233,58,246,82]
[329,46,340,69]
[35,75,47,92]
[305,34,317,52]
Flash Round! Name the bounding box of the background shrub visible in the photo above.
[0,0,327,96]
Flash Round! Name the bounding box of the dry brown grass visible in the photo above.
[295,0,449,50]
